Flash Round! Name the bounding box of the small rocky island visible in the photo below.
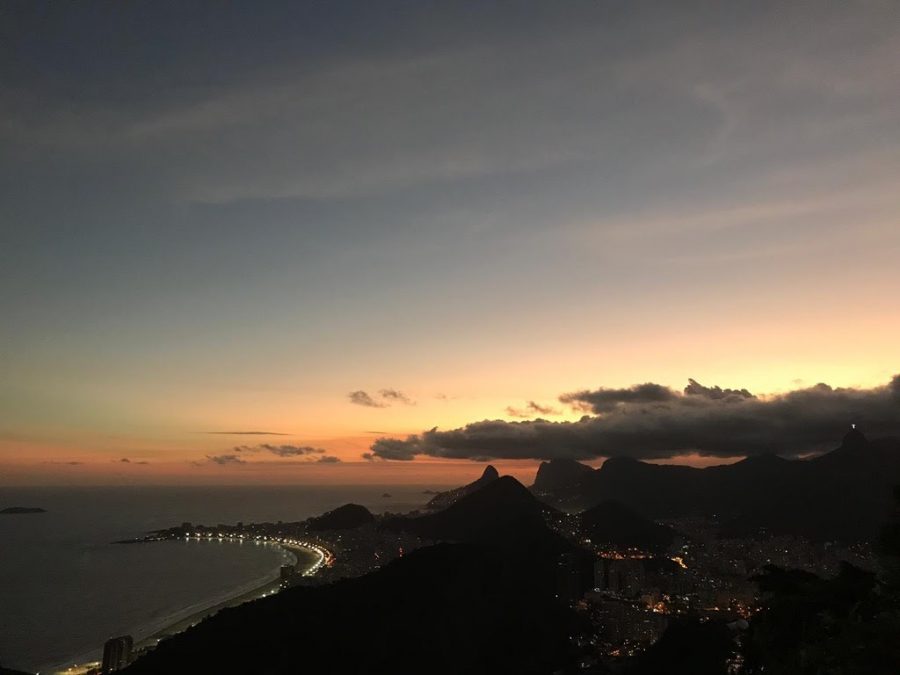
[0,506,46,514]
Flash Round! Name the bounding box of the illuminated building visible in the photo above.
[101,635,133,673]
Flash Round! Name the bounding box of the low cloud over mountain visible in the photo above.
[367,376,900,461]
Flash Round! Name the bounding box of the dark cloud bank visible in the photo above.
[368,376,900,461]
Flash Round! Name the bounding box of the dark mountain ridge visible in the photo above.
[544,427,900,540]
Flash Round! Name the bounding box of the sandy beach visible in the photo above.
[48,543,318,675]
[134,543,320,650]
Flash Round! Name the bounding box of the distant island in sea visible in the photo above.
[0,507,46,515]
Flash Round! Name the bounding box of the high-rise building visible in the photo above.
[101,635,133,673]
[280,564,295,588]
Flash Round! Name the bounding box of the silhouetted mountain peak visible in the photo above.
[425,463,500,510]
[464,475,541,510]
[448,476,544,514]
[597,456,647,475]
[385,474,556,545]
[841,424,869,450]
[532,458,593,494]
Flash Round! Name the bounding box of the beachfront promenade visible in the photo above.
[179,531,333,577]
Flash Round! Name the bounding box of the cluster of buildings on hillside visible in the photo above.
[554,515,879,667]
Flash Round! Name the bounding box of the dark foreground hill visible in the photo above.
[383,475,574,596]
[122,543,584,675]
[306,503,374,531]
[580,500,676,552]
[546,428,900,541]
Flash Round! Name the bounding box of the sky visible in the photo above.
[1,1,899,486]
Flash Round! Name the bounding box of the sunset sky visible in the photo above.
[2,1,899,485]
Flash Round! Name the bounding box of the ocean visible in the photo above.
[0,485,433,673]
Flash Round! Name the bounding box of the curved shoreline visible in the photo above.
[46,538,330,675]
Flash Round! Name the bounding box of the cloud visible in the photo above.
[379,389,415,405]
[349,389,415,407]
[202,430,289,435]
[204,446,337,465]
[207,454,246,465]
[233,444,326,457]
[5,1,897,214]
[349,390,387,408]
[560,383,678,413]
[119,458,130,463]
[366,376,900,461]
[683,379,754,401]
[559,380,754,413]
[506,400,561,418]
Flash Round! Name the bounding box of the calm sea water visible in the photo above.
[0,485,432,673]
